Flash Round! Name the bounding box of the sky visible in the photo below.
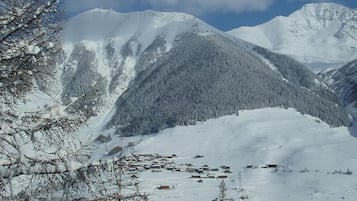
[61,0,357,31]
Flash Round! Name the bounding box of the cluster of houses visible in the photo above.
[121,153,178,174]
[189,165,231,180]
[245,164,279,169]
[119,153,232,185]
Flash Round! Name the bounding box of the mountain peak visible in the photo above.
[84,8,117,14]
[228,2,357,72]
[64,8,208,43]
[291,2,355,20]
[61,8,217,110]
[302,2,349,10]
[76,8,196,21]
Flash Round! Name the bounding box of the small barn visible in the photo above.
[157,185,171,190]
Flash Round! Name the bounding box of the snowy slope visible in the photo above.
[128,108,357,201]
[228,3,357,73]
[55,8,350,138]
[106,32,350,136]
[61,8,215,102]
[57,9,218,125]
[27,9,357,200]
[64,9,214,49]
[60,8,350,137]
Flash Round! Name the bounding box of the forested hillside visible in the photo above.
[107,33,350,136]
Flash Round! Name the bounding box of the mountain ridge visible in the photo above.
[106,33,350,135]
[227,2,357,73]
[55,8,218,117]
[48,8,352,135]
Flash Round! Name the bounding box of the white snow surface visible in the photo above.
[17,89,58,112]
[61,8,217,114]
[64,9,211,44]
[228,3,357,73]
[107,107,357,201]
[14,7,357,200]
[63,8,216,61]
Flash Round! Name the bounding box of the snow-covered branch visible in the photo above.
[0,0,61,98]
[0,0,93,199]
[0,1,150,200]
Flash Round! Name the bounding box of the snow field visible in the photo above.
[125,108,357,201]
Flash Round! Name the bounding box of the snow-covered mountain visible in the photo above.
[228,3,357,73]
[18,7,357,201]
[56,8,217,117]
[54,8,350,136]
[106,33,351,135]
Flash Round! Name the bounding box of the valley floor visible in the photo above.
[105,108,357,201]
[24,93,357,200]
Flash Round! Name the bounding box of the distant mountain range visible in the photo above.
[228,3,357,73]
[48,7,351,136]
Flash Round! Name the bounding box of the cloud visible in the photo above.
[61,0,276,16]
[287,0,333,2]
[146,0,276,14]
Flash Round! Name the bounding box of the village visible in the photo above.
[118,153,233,189]
[98,151,353,198]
